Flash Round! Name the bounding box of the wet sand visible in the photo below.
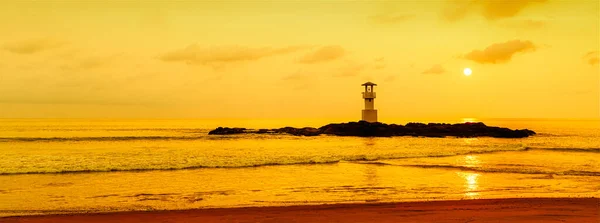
[1,198,598,223]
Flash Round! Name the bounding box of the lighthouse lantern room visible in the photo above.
[361,82,378,123]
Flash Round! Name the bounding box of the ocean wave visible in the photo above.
[0,136,216,142]
[0,160,342,175]
[0,128,208,132]
[8,158,597,177]
[0,134,299,142]
[2,146,598,175]
[524,147,600,153]
[0,149,526,175]
[387,164,600,177]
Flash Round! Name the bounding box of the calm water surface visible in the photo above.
[0,118,598,216]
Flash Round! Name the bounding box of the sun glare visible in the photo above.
[463,68,472,76]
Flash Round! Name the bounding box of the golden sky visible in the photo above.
[0,0,598,119]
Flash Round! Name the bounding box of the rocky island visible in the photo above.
[208,121,536,138]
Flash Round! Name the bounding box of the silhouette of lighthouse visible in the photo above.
[361,82,378,123]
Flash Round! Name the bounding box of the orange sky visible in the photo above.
[0,0,598,120]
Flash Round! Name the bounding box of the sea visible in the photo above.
[0,118,599,217]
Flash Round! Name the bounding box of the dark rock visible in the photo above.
[257,129,272,134]
[208,127,247,135]
[207,121,536,138]
[277,127,321,136]
[319,121,395,137]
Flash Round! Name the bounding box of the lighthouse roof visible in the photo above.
[361,82,377,86]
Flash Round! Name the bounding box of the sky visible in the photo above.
[0,0,598,120]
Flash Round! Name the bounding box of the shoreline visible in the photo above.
[2,198,598,223]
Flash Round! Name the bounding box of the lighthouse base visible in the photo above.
[361,109,378,123]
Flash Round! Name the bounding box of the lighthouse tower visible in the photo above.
[361,82,378,123]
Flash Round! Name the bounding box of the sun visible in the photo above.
[463,68,472,76]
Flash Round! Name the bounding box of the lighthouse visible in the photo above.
[361,82,378,123]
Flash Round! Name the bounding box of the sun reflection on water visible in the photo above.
[462,138,479,145]
[457,155,481,199]
[456,172,480,199]
[464,155,480,167]
[465,173,480,198]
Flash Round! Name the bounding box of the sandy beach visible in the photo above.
[2,198,598,223]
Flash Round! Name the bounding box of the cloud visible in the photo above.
[463,40,536,64]
[373,57,386,70]
[298,45,346,64]
[501,19,546,30]
[159,44,311,66]
[481,0,548,20]
[384,75,397,82]
[587,58,599,66]
[583,51,599,66]
[368,14,415,25]
[0,97,153,106]
[334,62,368,77]
[282,71,309,81]
[332,57,386,78]
[441,0,475,22]
[421,64,446,74]
[2,38,66,54]
[60,54,123,70]
[442,0,548,22]
[282,70,314,90]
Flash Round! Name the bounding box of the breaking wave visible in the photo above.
[388,164,600,177]
[0,148,528,175]
[0,161,342,175]
[524,147,600,153]
[0,136,206,142]
[2,146,599,175]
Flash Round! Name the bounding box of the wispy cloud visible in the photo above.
[384,75,397,82]
[2,38,66,54]
[159,44,311,66]
[373,57,386,70]
[442,0,548,22]
[441,0,474,22]
[281,69,315,90]
[583,51,599,66]
[368,13,415,25]
[463,40,536,64]
[421,64,446,74]
[332,58,387,78]
[282,70,308,81]
[298,45,346,64]
[334,62,368,77]
[500,19,546,30]
[60,54,123,70]
[480,0,548,20]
